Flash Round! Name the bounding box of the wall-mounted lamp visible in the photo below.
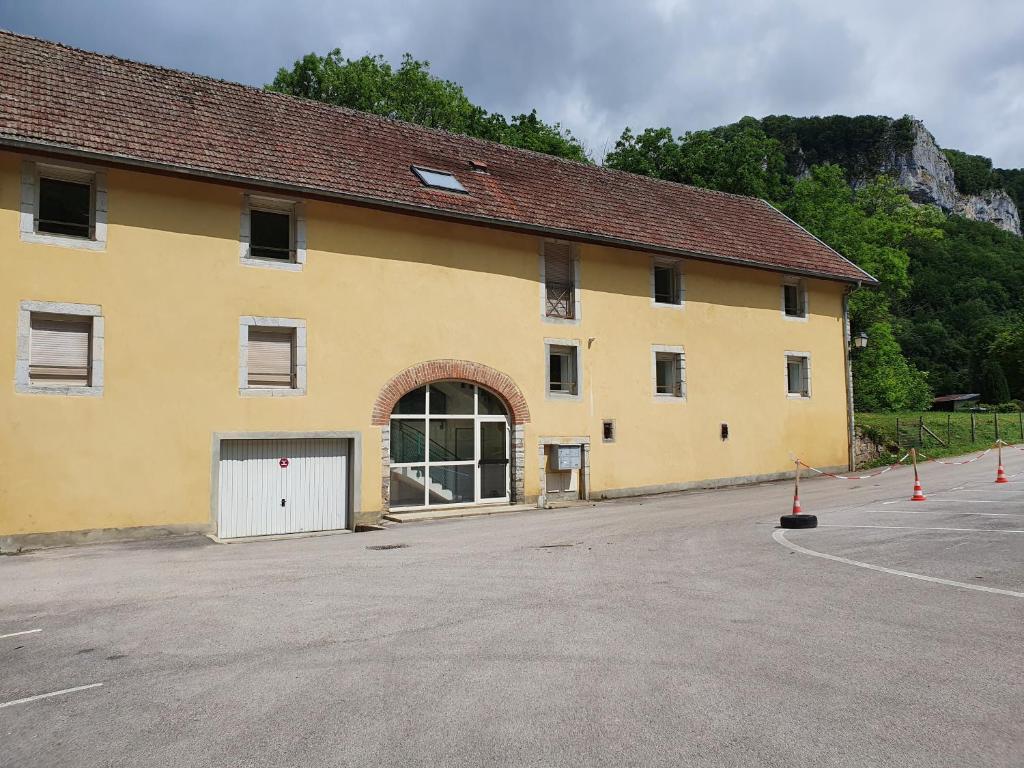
[853,331,869,350]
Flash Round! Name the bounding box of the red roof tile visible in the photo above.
[0,31,875,284]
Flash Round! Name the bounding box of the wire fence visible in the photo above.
[858,411,1024,452]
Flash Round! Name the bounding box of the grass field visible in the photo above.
[856,410,1024,466]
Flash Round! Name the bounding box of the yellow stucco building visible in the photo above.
[0,33,875,550]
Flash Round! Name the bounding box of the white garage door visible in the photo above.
[217,439,348,538]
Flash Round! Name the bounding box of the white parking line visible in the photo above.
[878,510,1024,517]
[773,530,1024,598]
[0,629,41,640]
[820,524,1024,533]
[0,683,104,710]
[919,499,1001,503]
[884,498,1008,505]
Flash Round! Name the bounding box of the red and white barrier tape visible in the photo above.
[798,440,1019,480]
[797,453,910,480]
[920,448,991,465]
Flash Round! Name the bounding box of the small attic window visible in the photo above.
[469,160,489,173]
[411,165,467,193]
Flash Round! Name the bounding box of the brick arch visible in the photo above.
[371,359,530,425]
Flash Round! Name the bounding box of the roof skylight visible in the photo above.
[411,165,467,193]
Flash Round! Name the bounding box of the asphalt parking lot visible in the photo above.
[3,449,1023,767]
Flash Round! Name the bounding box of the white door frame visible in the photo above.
[475,416,511,504]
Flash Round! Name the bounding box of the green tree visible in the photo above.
[902,217,1024,396]
[605,117,790,200]
[994,167,1024,210]
[760,114,916,180]
[990,323,1024,399]
[852,322,932,411]
[782,164,944,328]
[268,50,589,162]
[603,127,685,182]
[781,165,943,409]
[979,359,1011,404]
[943,149,1000,195]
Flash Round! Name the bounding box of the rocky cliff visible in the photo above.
[883,120,1021,235]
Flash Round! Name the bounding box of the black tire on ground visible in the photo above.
[780,514,818,529]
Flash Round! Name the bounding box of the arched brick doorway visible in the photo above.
[372,360,530,511]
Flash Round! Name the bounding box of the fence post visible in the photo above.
[947,413,952,447]
[896,416,900,451]
[995,412,1000,442]
[971,411,976,443]
[919,416,924,447]
[1019,410,1023,442]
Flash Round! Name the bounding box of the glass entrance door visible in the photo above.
[479,420,509,500]
[389,382,510,509]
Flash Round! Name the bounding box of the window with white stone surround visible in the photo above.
[16,300,104,396]
[651,257,685,307]
[239,194,306,270]
[20,160,107,251]
[239,316,306,396]
[785,352,811,398]
[651,345,686,400]
[782,277,808,320]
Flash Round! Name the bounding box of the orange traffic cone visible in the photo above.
[996,442,1009,484]
[910,448,926,501]
[781,459,817,528]
[911,478,926,501]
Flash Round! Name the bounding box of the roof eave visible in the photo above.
[759,199,879,286]
[1,135,877,286]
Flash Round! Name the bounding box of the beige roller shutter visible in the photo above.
[544,242,573,286]
[29,314,91,385]
[544,241,575,319]
[248,329,294,387]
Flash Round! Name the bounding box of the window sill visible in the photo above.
[787,393,811,400]
[241,256,303,272]
[652,300,685,310]
[783,313,809,322]
[240,388,307,397]
[546,390,581,401]
[654,394,686,402]
[16,383,103,397]
[543,314,580,325]
[21,231,105,251]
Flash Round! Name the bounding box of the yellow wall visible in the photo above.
[0,151,850,538]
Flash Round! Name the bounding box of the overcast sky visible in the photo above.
[3,0,1023,166]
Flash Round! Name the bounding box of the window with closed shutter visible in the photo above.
[29,314,92,386]
[247,329,295,388]
[544,242,575,319]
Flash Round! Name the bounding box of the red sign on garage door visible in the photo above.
[279,458,289,469]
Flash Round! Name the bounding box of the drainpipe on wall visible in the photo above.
[843,284,859,471]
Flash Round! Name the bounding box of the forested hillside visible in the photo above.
[606,115,1024,410]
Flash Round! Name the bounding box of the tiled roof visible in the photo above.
[0,30,875,284]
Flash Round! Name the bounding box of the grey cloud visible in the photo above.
[2,0,1022,165]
